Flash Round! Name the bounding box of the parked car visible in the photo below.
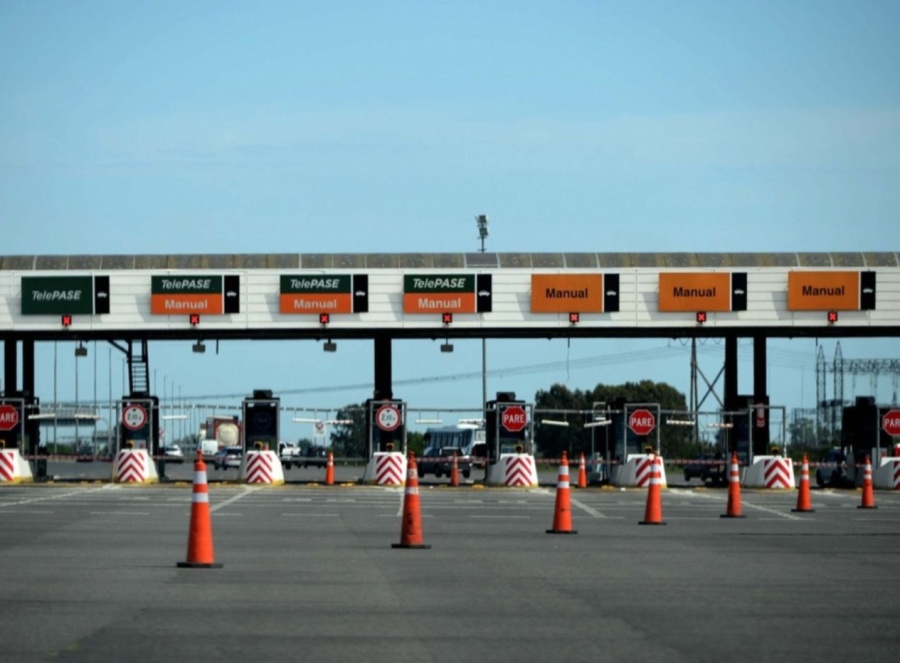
[301,446,328,468]
[163,444,185,464]
[683,453,726,485]
[418,446,472,479]
[213,446,243,470]
[816,448,848,487]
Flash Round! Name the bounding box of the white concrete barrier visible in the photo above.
[486,453,540,487]
[362,452,407,486]
[611,454,668,488]
[741,455,794,489]
[873,456,900,490]
[242,450,285,485]
[0,449,33,483]
[112,449,159,484]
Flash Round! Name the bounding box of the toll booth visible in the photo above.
[0,395,37,482]
[485,392,531,460]
[242,390,280,451]
[361,399,407,485]
[113,395,159,483]
[365,398,406,456]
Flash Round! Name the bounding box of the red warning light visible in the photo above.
[319,313,330,325]
[442,312,453,325]
[696,311,707,324]
[827,310,838,324]
[189,313,200,326]
[61,314,72,328]
[568,312,580,324]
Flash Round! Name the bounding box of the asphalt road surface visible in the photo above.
[2,481,899,663]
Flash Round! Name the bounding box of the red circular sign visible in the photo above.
[0,404,20,432]
[501,405,527,433]
[883,409,900,437]
[628,408,656,436]
[375,404,401,432]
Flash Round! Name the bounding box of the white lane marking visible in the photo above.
[0,486,110,508]
[282,513,339,517]
[570,497,608,519]
[210,486,259,513]
[675,488,804,521]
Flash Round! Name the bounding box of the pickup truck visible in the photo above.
[278,442,302,469]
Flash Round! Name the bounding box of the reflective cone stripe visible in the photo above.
[450,452,460,487]
[325,452,334,486]
[639,455,666,525]
[547,452,577,534]
[721,453,746,518]
[577,452,587,489]
[792,454,815,513]
[858,456,877,509]
[177,451,223,569]
[392,452,431,549]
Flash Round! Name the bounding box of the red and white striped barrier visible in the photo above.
[362,452,407,486]
[741,455,795,489]
[611,454,668,488]
[112,449,158,484]
[242,450,284,485]
[874,457,900,490]
[486,454,539,487]
[0,449,33,483]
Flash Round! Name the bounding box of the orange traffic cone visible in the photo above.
[577,452,588,489]
[858,455,877,509]
[721,452,746,518]
[449,450,460,487]
[792,454,815,513]
[177,451,223,568]
[639,455,666,525]
[392,452,431,549]
[324,451,335,486]
[547,451,577,534]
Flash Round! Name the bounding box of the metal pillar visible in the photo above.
[374,334,392,400]
[753,335,770,455]
[3,339,16,395]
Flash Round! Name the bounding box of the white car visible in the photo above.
[163,444,185,464]
[213,446,243,470]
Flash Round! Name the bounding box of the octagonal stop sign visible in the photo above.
[0,404,20,432]
[628,408,656,436]
[883,409,900,437]
[501,405,527,433]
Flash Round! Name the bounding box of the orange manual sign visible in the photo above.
[658,273,731,312]
[530,274,604,313]
[787,272,860,311]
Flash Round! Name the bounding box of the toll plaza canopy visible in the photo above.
[0,251,898,341]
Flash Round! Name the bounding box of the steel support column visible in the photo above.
[753,335,770,455]
[373,334,392,400]
[3,338,16,395]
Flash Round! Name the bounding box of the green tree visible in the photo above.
[330,402,367,458]
[533,381,692,459]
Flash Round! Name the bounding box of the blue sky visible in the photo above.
[2,1,899,442]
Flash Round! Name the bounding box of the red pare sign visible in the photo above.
[501,405,527,433]
[628,409,656,436]
[883,410,900,437]
[0,404,19,432]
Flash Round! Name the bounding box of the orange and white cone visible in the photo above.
[324,451,335,486]
[392,452,431,549]
[792,454,815,513]
[177,451,223,568]
[858,455,877,509]
[721,452,746,518]
[639,455,666,525]
[577,452,588,489]
[449,451,460,487]
[547,451,577,534]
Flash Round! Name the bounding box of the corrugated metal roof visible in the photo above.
[1,252,897,270]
